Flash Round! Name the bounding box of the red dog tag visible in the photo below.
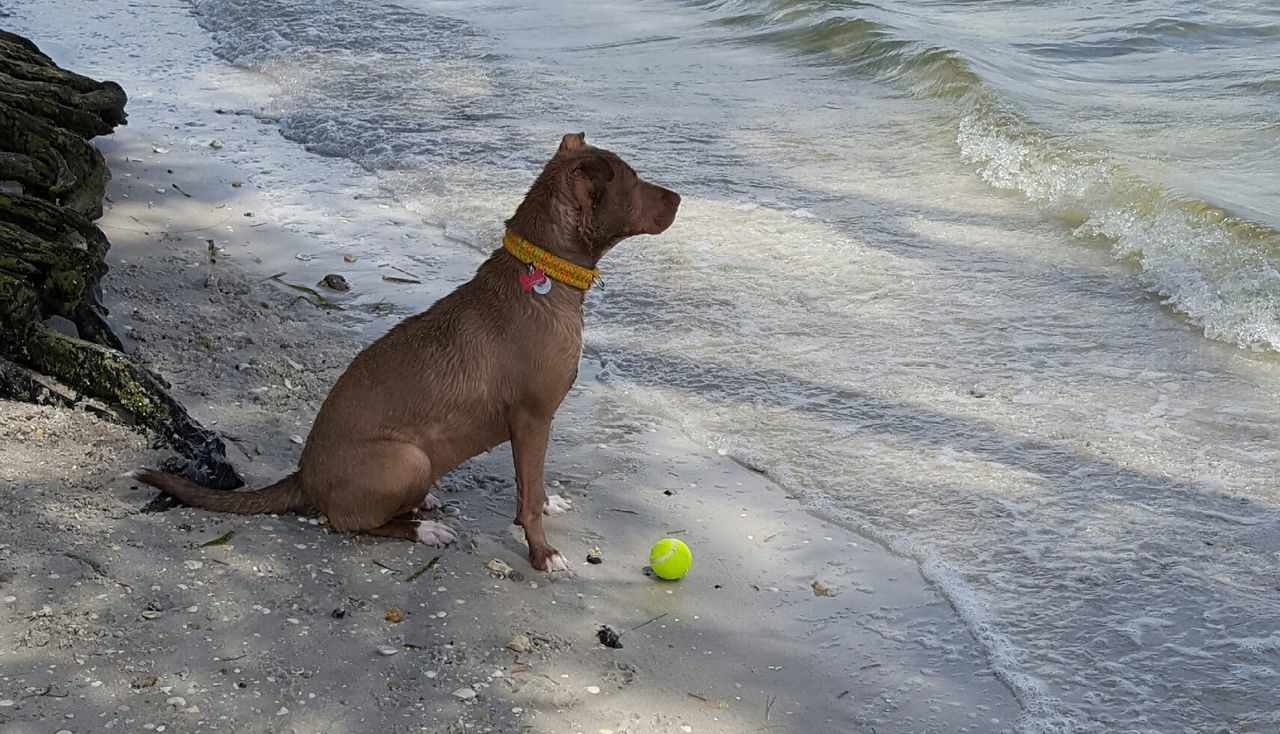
[520,267,550,294]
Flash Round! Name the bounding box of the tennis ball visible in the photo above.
[649,538,692,580]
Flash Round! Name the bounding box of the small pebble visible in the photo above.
[486,559,514,578]
[166,697,186,707]
[506,634,529,653]
[276,707,289,715]
[377,646,399,656]
[183,560,203,570]
[452,687,477,701]
[585,685,601,694]
[2,595,15,603]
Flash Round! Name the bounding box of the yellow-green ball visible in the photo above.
[649,538,692,580]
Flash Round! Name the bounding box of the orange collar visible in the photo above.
[503,231,599,291]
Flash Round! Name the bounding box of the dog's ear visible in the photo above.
[558,132,587,155]
[574,155,614,191]
[571,155,615,233]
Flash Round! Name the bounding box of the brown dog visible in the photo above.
[136,133,680,571]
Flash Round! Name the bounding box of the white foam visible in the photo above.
[956,104,1280,351]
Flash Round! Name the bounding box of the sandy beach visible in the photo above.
[0,1,1020,732]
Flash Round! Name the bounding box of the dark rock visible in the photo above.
[0,30,240,490]
[596,625,622,649]
[318,273,350,291]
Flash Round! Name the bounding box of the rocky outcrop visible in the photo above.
[0,28,241,490]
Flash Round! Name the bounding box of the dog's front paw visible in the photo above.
[414,520,457,546]
[543,494,572,516]
[531,547,570,572]
[420,493,444,511]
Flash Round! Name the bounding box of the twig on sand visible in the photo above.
[198,531,234,548]
[405,556,441,582]
[628,612,668,633]
[756,694,785,732]
[266,273,342,310]
[100,214,231,235]
[371,560,400,573]
[687,691,730,709]
[64,552,133,592]
[377,263,421,280]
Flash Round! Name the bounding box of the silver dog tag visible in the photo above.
[532,278,552,295]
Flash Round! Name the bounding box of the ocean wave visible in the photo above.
[956,103,1280,350]
[690,0,1280,351]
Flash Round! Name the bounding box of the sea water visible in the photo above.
[64,0,1280,730]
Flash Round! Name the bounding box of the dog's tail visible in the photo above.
[132,469,308,515]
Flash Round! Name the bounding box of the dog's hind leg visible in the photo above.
[364,514,420,541]
[317,440,454,545]
[364,514,458,546]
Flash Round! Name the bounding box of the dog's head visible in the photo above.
[511,133,681,264]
